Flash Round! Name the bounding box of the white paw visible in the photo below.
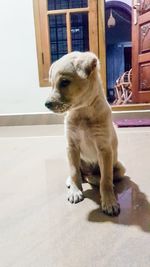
[66,176,71,188]
[68,187,84,204]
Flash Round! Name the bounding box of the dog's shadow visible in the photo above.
[84,176,150,233]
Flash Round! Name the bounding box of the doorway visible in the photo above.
[105,1,132,103]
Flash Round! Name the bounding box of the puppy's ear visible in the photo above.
[48,62,55,85]
[74,52,99,79]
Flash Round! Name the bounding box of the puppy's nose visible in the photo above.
[45,100,52,109]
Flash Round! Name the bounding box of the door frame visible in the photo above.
[98,0,107,93]
[101,0,150,111]
[132,0,150,103]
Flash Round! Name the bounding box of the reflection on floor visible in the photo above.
[0,125,150,267]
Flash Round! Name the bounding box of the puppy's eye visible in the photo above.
[59,79,71,88]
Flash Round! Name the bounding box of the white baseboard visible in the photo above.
[0,110,150,126]
[112,110,150,120]
[0,113,64,126]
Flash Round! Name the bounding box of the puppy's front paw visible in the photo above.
[68,186,84,204]
[66,176,71,188]
[101,195,120,216]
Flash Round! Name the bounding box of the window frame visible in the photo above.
[33,0,99,87]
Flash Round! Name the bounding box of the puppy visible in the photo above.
[45,51,125,216]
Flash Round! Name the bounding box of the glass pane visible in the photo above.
[71,13,89,52]
[48,15,67,63]
[48,0,87,10]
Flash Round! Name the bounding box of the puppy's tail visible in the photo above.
[113,161,126,182]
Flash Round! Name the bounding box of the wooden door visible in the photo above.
[132,0,150,103]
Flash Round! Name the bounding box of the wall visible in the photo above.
[107,44,125,89]
[0,0,49,114]
[0,0,132,115]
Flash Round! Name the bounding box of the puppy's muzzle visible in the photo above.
[45,100,71,113]
[45,100,55,109]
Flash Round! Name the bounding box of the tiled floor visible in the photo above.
[0,125,150,267]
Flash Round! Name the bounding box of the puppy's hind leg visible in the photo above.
[80,160,100,186]
[84,175,100,187]
[113,161,126,182]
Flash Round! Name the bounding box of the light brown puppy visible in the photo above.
[45,51,125,216]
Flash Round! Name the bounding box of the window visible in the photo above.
[33,0,98,86]
[49,14,68,62]
[48,0,88,10]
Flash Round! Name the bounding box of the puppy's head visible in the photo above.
[45,51,100,113]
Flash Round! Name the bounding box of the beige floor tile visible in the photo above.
[0,125,150,267]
